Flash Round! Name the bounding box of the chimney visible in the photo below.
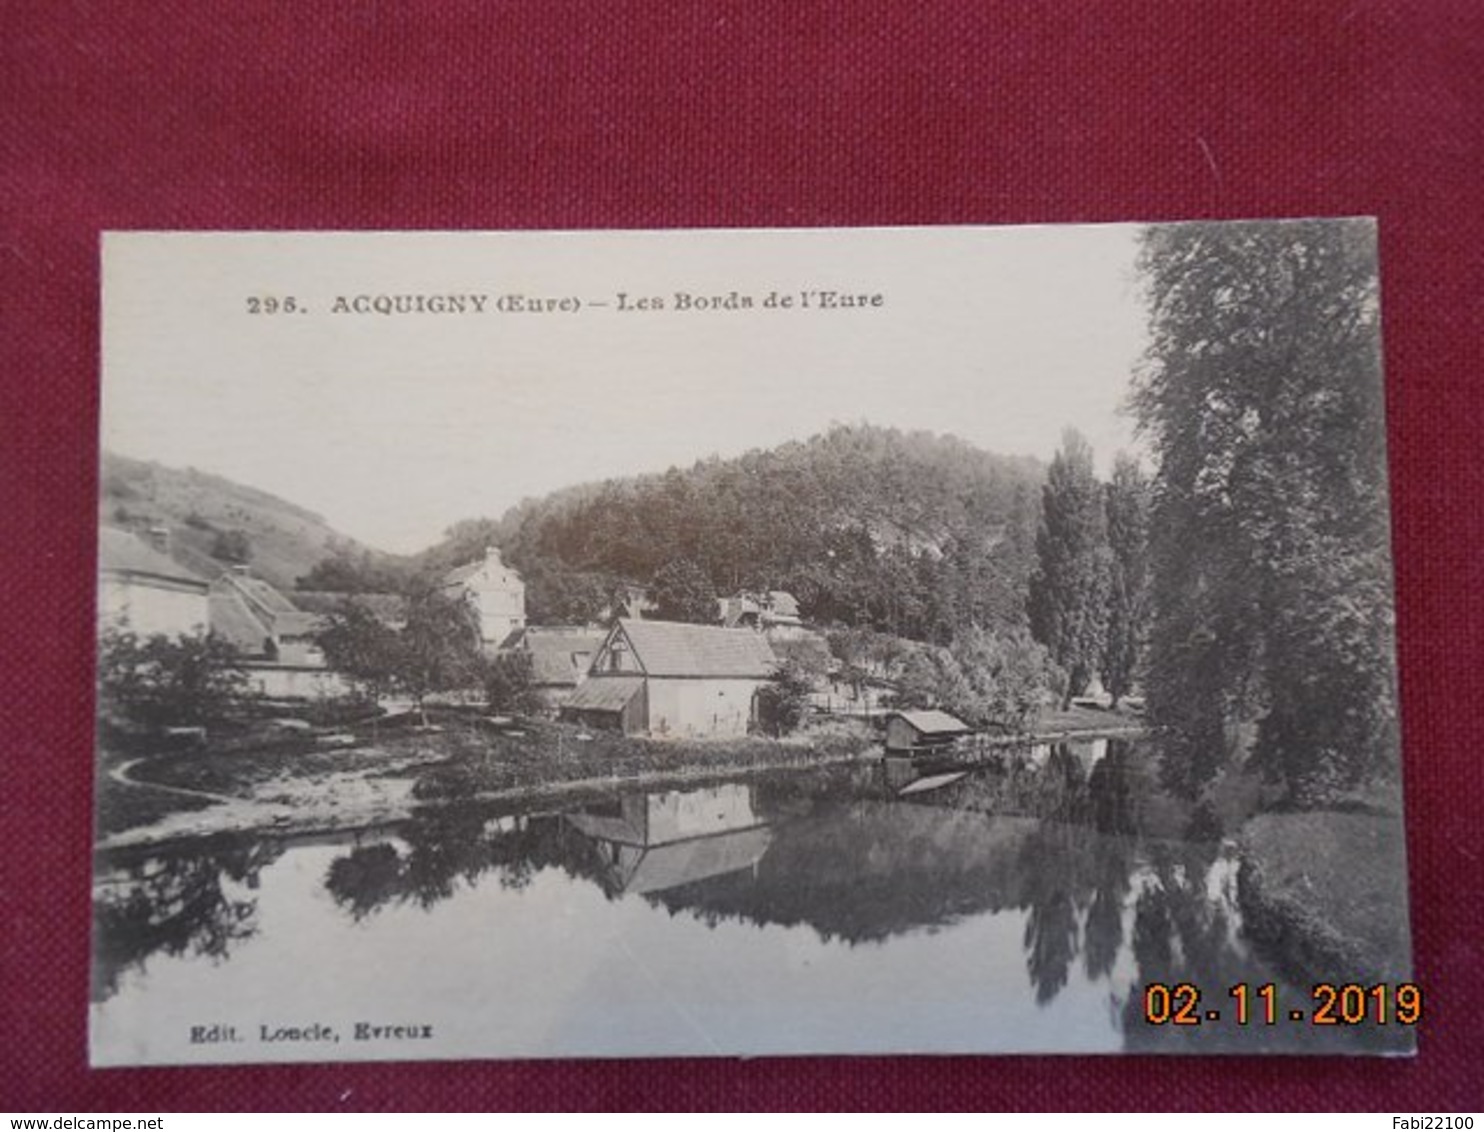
[146,525,170,554]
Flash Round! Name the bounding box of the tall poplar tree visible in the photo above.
[1028,429,1111,708]
[1101,453,1152,708]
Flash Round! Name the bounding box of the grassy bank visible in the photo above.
[406,717,877,799]
[1238,802,1411,984]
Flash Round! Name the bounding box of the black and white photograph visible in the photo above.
[91,223,1412,1064]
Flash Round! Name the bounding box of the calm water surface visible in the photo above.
[91,739,1405,1062]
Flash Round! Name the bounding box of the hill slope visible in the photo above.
[99,452,398,592]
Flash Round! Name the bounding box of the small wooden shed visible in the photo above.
[884,709,972,754]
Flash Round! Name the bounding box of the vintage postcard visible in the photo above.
[92,223,1413,1064]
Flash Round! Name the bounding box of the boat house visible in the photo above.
[883,709,972,754]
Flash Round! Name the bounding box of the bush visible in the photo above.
[97,628,248,733]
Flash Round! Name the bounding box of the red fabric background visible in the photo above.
[3,0,1480,1112]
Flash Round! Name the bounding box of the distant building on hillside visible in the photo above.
[719,590,804,635]
[498,625,606,710]
[97,526,210,638]
[560,618,777,739]
[441,546,525,648]
[598,581,657,624]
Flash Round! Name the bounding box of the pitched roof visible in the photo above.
[890,709,972,736]
[563,675,645,712]
[207,588,274,656]
[273,610,323,638]
[767,591,801,618]
[228,574,299,615]
[519,627,606,686]
[617,618,777,678]
[97,527,208,589]
[617,828,774,895]
[441,559,483,587]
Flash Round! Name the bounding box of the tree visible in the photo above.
[755,661,815,737]
[483,650,543,715]
[296,547,406,594]
[315,600,401,705]
[97,628,247,734]
[947,627,1061,733]
[1028,429,1111,707]
[1132,219,1395,804]
[650,557,717,623]
[209,528,252,564]
[1101,454,1152,708]
[396,590,485,726]
[315,591,483,726]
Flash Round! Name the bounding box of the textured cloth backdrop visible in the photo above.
[3,0,1480,1111]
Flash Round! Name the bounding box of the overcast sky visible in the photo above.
[102,226,1150,554]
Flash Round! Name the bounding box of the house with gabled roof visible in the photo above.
[718,589,804,632]
[207,566,346,699]
[440,546,525,648]
[560,618,778,738]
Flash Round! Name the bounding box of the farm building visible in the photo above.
[883,709,972,754]
[97,526,210,638]
[560,618,778,738]
[206,567,347,699]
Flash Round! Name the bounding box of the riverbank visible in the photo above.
[1237,796,1411,985]
[95,705,1145,850]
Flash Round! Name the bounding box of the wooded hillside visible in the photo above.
[420,424,1045,644]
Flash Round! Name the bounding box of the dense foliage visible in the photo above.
[1132,220,1396,805]
[418,425,1044,643]
[650,557,718,624]
[483,650,544,715]
[97,628,247,733]
[755,662,817,736]
[316,591,484,723]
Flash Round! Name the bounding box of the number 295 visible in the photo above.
[245,295,300,314]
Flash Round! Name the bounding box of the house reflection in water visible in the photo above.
[563,783,773,897]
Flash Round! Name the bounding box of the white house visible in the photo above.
[441,546,526,649]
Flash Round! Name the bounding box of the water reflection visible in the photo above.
[91,739,1405,1055]
[91,841,283,1003]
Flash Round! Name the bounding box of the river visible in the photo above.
[90,738,1409,1063]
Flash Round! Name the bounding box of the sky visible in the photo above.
[102,225,1150,554]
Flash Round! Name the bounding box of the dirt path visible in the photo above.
[109,758,240,804]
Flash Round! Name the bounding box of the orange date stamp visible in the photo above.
[1142,982,1422,1027]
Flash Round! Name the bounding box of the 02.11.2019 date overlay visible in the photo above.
[1142,982,1422,1027]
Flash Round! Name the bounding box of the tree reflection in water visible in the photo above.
[323,807,608,920]
[100,738,1395,1050]
[91,840,283,1004]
